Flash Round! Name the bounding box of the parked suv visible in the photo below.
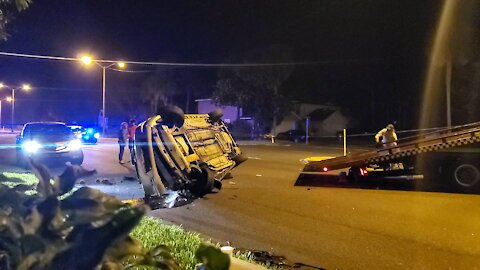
[16,122,84,167]
[134,108,246,200]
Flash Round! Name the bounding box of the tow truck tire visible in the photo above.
[449,163,480,192]
[348,167,362,184]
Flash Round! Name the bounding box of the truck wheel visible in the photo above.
[348,167,362,184]
[451,163,480,192]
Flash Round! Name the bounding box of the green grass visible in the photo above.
[131,217,204,270]
[0,172,38,195]
[131,217,277,270]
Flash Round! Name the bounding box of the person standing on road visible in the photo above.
[118,122,128,164]
[128,119,137,164]
[375,124,398,148]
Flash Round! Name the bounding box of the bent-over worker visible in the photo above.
[375,124,398,148]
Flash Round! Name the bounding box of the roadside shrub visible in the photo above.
[0,160,229,270]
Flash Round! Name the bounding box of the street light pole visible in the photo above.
[102,66,106,135]
[11,88,15,132]
[0,100,2,129]
[79,56,125,136]
[0,84,30,132]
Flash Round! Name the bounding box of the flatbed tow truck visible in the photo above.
[300,122,480,193]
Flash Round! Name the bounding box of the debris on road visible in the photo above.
[102,179,115,185]
[123,176,137,181]
[95,178,116,185]
[237,249,326,270]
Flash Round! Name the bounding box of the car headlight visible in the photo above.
[94,132,100,139]
[23,141,41,153]
[67,139,82,151]
[87,128,94,134]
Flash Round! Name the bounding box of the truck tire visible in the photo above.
[450,163,480,192]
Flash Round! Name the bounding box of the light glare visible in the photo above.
[23,141,41,153]
[81,55,92,65]
[67,139,82,151]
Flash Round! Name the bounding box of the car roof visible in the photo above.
[25,122,66,126]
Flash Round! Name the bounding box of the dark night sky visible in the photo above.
[0,0,442,128]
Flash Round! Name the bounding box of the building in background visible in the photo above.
[274,103,349,137]
[195,98,242,124]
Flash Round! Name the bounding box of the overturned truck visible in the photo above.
[133,108,246,202]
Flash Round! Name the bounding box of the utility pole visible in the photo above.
[102,66,106,135]
[11,89,14,132]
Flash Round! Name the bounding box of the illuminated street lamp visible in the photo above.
[0,83,31,132]
[80,55,126,135]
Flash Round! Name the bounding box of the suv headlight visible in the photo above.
[67,139,82,151]
[23,141,41,153]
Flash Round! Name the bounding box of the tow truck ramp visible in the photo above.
[304,122,480,172]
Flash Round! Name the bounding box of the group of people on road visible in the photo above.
[118,119,137,164]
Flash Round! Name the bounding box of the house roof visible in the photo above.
[307,108,336,121]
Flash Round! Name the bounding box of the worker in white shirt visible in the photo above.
[375,124,398,148]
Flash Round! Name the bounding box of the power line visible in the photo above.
[0,51,379,68]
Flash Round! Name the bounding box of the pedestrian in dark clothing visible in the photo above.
[118,122,128,164]
[128,119,137,164]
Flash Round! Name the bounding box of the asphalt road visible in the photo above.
[1,134,480,269]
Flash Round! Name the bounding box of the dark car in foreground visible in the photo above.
[16,122,84,167]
